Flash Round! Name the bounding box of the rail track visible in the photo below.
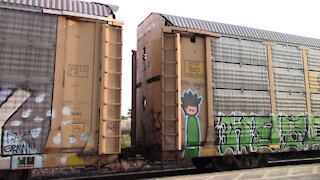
[31,157,320,180]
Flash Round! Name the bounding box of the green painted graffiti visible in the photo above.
[181,90,202,158]
[215,116,320,155]
[306,117,320,150]
[279,117,306,150]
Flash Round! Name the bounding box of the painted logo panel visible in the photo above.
[185,60,204,78]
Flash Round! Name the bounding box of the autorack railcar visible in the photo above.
[2,1,320,178]
[0,0,122,178]
[132,13,320,169]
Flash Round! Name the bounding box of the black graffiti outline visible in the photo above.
[0,88,32,155]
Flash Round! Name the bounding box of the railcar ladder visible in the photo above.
[99,24,122,154]
[161,33,182,152]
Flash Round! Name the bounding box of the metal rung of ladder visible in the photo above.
[105,56,122,60]
[163,118,177,121]
[163,48,175,51]
[163,33,176,36]
[162,61,177,64]
[104,87,121,90]
[104,102,121,106]
[163,134,178,136]
[162,75,177,78]
[103,135,122,138]
[105,40,122,45]
[163,89,177,92]
[163,104,177,106]
[104,152,121,154]
[102,119,121,122]
[104,71,121,75]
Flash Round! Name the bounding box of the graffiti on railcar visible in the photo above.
[181,90,202,158]
[215,116,277,154]
[0,86,52,155]
[305,117,320,150]
[215,116,320,155]
[279,117,307,151]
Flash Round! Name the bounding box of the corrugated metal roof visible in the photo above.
[159,13,320,48]
[0,0,113,17]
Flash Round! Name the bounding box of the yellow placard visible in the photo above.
[66,156,85,165]
[72,123,84,131]
[185,60,204,78]
[201,148,216,153]
[269,144,280,149]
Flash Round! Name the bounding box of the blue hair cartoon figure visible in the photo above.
[181,90,202,158]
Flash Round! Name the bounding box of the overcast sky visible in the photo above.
[84,0,320,115]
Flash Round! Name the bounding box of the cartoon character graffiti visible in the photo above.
[181,90,202,158]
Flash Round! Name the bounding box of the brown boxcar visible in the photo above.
[0,0,122,172]
[133,13,320,166]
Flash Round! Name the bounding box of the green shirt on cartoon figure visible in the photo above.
[181,90,202,158]
[185,113,200,158]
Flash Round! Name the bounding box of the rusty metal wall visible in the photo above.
[272,45,303,69]
[0,9,57,155]
[274,68,305,92]
[212,37,267,66]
